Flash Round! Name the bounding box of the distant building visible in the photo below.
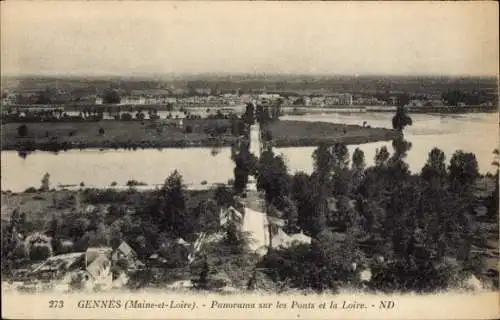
[111,241,144,271]
[2,93,17,105]
[338,93,353,105]
[29,248,113,292]
[22,243,144,292]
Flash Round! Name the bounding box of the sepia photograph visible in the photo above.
[1,1,499,319]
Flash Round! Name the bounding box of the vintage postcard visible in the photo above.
[1,1,499,319]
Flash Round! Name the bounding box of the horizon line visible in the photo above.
[2,72,498,79]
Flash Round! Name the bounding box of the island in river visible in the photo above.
[0,119,400,152]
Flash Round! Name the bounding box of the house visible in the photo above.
[271,229,312,249]
[25,246,124,292]
[28,249,110,292]
[242,207,269,256]
[111,241,144,271]
[219,206,243,228]
[267,216,286,239]
[82,252,112,291]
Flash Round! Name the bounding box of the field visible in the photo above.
[0,119,235,151]
[267,120,400,147]
[1,119,399,151]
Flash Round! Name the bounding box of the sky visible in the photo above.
[1,1,498,77]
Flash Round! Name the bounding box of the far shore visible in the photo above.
[0,119,400,152]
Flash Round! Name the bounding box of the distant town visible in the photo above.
[1,75,498,116]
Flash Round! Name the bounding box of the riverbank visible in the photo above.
[282,105,498,115]
[0,119,398,151]
[267,120,400,147]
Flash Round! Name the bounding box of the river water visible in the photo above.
[1,112,498,192]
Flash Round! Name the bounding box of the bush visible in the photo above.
[17,124,28,137]
[120,113,133,121]
[29,245,52,261]
[126,180,147,187]
[368,256,462,293]
[24,187,38,193]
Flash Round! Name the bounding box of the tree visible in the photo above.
[233,164,249,194]
[387,137,412,179]
[29,245,52,261]
[194,199,219,233]
[392,106,413,131]
[374,146,390,167]
[243,102,255,125]
[256,105,271,125]
[40,173,50,191]
[351,148,366,191]
[135,111,145,121]
[492,148,499,173]
[102,89,121,104]
[291,172,313,233]
[154,170,189,237]
[214,184,234,208]
[486,178,499,220]
[232,139,257,194]
[35,88,53,105]
[442,90,466,106]
[282,196,299,233]
[197,257,210,289]
[421,147,447,183]
[352,148,366,171]
[256,150,290,210]
[312,143,333,182]
[392,94,412,131]
[272,99,283,121]
[309,173,328,237]
[448,150,479,189]
[142,171,189,242]
[120,113,133,121]
[17,124,28,137]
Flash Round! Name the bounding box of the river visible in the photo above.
[1,112,497,192]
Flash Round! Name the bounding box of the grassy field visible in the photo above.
[1,119,235,151]
[1,119,399,151]
[267,120,400,147]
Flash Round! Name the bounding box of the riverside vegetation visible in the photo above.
[1,105,498,293]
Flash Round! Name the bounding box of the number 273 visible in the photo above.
[49,300,64,308]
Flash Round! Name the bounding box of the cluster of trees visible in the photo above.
[7,109,103,124]
[1,171,242,276]
[244,103,496,291]
[255,140,496,292]
[442,89,498,106]
[242,102,281,127]
[102,89,121,104]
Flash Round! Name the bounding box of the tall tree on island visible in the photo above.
[392,93,413,131]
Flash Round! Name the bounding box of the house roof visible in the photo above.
[271,229,291,249]
[86,254,111,280]
[175,238,190,247]
[267,216,286,227]
[116,241,135,257]
[31,252,85,274]
[86,247,112,264]
[288,232,312,245]
[220,206,243,226]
